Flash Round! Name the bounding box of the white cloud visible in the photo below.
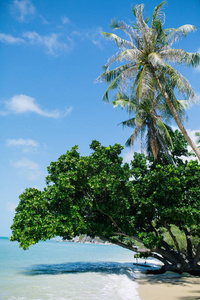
[11,0,36,22]
[64,106,73,116]
[23,31,74,55]
[61,16,70,25]
[72,27,105,49]
[123,151,134,163]
[12,157,44,180]
[6,138,39,152]
[0,33,24,44]
[90,27,105,49]
[39,15,49,25]
[6,138,38,147]
[1,94,71,118]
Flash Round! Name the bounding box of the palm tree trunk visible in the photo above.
[152,70,200,161]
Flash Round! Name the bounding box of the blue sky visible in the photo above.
[1,0,200,236]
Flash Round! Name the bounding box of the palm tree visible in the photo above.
[97,2,200,160]
[112,91,180,166]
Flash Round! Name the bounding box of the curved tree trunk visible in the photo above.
[152,71,200,161]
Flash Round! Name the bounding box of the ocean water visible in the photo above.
[0,237,150,300]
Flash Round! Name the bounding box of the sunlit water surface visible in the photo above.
[0,237,153,299]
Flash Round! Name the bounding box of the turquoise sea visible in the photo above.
[0,237,154,300]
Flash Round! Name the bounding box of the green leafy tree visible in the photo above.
[11,140,200,275]
[96,2,200,160]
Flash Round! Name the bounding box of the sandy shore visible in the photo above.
[137,272,200,300]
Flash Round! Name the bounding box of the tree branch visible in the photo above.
[97,208,124,233]
[98,235,136,252]
[155,246,182,266]
[183,227,193,260]
[112,231,144,244]
[164,222,180,254]
[150,253,169,265]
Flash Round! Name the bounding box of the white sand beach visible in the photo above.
[138,273,200,300]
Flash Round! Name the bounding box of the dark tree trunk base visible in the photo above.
[145,265,200,276]
[145,266,166,275]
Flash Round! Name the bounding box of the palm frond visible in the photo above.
[135,110,145,126]
[156,118,173,147]
[110,19,141,46]
[160,49,200,67]
[101,65,139,101]
[96,63,132,84]
[135,66,153,98]
[125,126,142,147]
[102,49,140,71]
[110,19,122,30]
[148,52,165,67]
[135,66,146,98]
[167,24,197,46]
[163,64,195,100]
[152,1,165,27]
[117,49,141,63]
[134,4,149,31]
[120,117,136,128]
[102,32,135,49]
[186,52,200,68]
[112,93,139,114]
[102,73,122,102]
[112,98,130,111]
[117,64,141,93]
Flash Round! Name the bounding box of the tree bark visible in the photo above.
[152,70,200,161]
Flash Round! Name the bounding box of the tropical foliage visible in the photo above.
[97,2,200,160]
[112,91,186,165]
[10,138,200,275]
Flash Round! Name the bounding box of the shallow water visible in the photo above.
[0,237,144,300]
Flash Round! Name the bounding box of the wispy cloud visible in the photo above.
[23,31,74,55]
[0,31,73,56]
[0,94,72,118]
[61,16,70,25]
[72,27,105,49]
[12,157,44,180]
[6,138,39,153]
[0,33,24,44]
[39,15,49,25]
[11,0,36,22]
[123,151,135,163]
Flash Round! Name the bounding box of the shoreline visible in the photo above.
[137,272,200,300]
